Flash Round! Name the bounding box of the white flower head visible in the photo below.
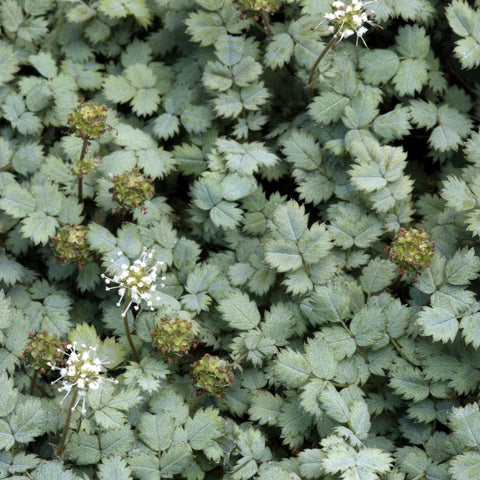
[101,248,166,317]
[316,0,379,48]
[48,342,118,414]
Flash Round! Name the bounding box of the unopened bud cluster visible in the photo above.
[109,168,154,212]
[234,0,278,14]
[387,227,435,275]
[67,99,109,140]
[151,316,198,362]
[72,156,100,178]
[191,354,234,398]
[21,331,66,374]
[50,224,91,268]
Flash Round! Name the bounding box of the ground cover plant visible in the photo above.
[2,0,480,478]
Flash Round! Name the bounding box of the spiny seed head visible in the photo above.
[190,354,234,398]
[151,316,198,362]
[67,99,109,140]
[387,227,435,275]
[21,331,67,374]
[109,168,154,213]
[50,224,92,269]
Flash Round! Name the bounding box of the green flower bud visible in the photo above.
[50,224,92,268]
[190,354,234,398]
[21,331,66,374]
[67,99,109,140]
[235,0,278,14]
[387,227,435,275]
[109,168,155,212]
[72,156,100,178]
[150,316,198,362]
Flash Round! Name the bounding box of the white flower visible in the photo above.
[316,0,378,48]
[101,248,166,317]
[48,342,117,414]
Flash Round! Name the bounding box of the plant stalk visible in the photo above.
[123,297,140,363]
[307,35,337,97]
[77,139,89,204]
[55,390,78,457]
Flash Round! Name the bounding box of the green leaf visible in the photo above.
[128,451,160,480]
[350,305,387,347]
[274,348,310,388]
[342,91,380,129]
[159,443,193,478]
[396,24,430,58]
[186,11,226,47]
[390,365,430,401]
[0,42,20,85]
[349,399,371,440]
[138,412,175,452]
[328,204,382,249]
[0,376,17,417]
[445,248,480,285]
[265,239,302,272]
[0,255,25,286]
[264,33,294,69]
[309,92,349,125]
[449,403,480,447]
[11,398,46,444]
[450,451,480,480]
[29,51,57,78]
[248,391,284,426]
[131,88,161,117]
[319,383,349,423]
[360,258,397,294]
[87,223,117,254]
[373,106,412,142]
[214,90,243,118]
[0,182,36,218]
[282,131,321,171]
[217,291,261,330]
[359,49,399,85]
[210,200,243,229]
[0,0,23,33]
[304,335,336,380]
[417,305,459,343]
[271,200,308,242]
[442,176,477,211]
[216,139,278,175]
[21,213,58,245]
[461,312,480,349]
[0,420,14,450]
[98,456,132,480]
[185,408,223,450]
[322,444,393,479]
[103,75,136,103]
[393,58,429,96]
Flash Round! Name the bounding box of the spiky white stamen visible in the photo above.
[101,248,166,317]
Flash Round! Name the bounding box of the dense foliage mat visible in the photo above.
[1,0,480,479]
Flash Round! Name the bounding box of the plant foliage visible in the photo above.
[0,0,480,479]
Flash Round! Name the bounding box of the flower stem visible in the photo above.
[123,297,140,363]
[29,370,38,395]
[307,35,337,97]
[261,11,274,39]
[77,139,89,204]
[55,390,78,458]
